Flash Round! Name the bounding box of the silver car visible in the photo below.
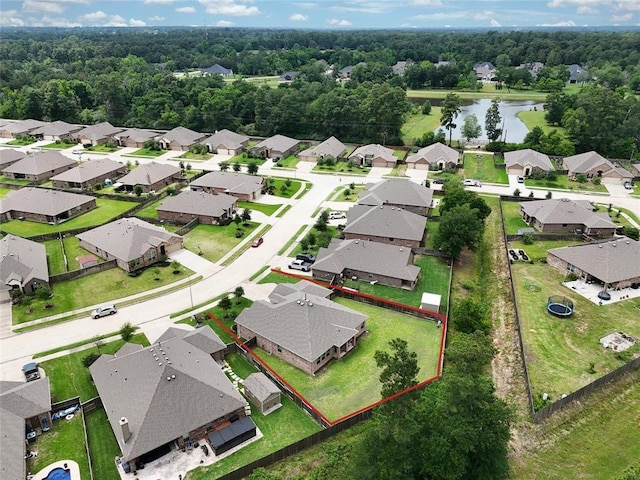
[91,304,117,319]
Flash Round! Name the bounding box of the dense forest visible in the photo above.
[1,28,639,154]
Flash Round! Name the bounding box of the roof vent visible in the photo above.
[599,245,602,248]
[158,362,163,366]
[172,374,175,379]
[167,376,171,381]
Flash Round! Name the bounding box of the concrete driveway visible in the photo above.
[168,248,220,276]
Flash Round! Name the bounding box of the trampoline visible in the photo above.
[547,296,574,317]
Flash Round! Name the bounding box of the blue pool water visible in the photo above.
[44,468,71,480]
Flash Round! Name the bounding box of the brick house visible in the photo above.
[199,129,249,155]
[2,151,77,184]
[117,162,181,193]
[563,151,634,185]
[504,149,555,176]
[405,142,459,170]
[251,134,300,159]
[0,235,50,297]
[0,149,26,170]
[51,158,127,190]
[157,190,237,225]
[297,136,347,162]
[520,198,617,236]
[343,204,426,248]
[190,171,264,201]
[349,144,398,168]
[158,126,207,151]
[0,187,96,224]
[113,128,159,148]
[73,122,122,146]
[357,178,433,216]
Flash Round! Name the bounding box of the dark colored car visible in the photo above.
[296,253,316,264]
[432,178,445,184]
[201,444,209,456]
[22,362,40,382]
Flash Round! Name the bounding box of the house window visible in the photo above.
[277,345,282,352]
[368,274,373,279]
[567,263,575,273]
[562,224,567,227]
[389,238,394,241]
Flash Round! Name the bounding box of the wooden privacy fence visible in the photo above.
[50,260,117,284]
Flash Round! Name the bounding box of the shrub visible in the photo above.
[565,273,578,282]
[422,100,432,115]
[545,170,558,182]
[546,191,553,199]
[451,298,490,334]
[82,352,100,368]
[235,228,245,238]
[513,188,521,197]
[522,233,534,245]
[120,322,139,342]
[593,177,601,185]
[575,173,587,183]
[622,227,639,240]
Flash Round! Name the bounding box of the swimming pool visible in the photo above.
[44,467,70,480]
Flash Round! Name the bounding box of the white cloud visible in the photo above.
[400,23,418,27]
[149,15,165,21]
[617,0,640,11]
[129,18,146,26]
[547,0,611,7]
[81,11,108,21]
[410,0,443,5]
[491,19,501,26]
[199,0,260,16]
[104,14,127,26]
[144,0,174,4]
[176,6,196,13]
[413,12,466,20]
[29,15,82,27]
[536,19,577,26]
[22,1,64,14]
[214,20,235,26]
[289,13,308,21]
[0,10,25,26]
[473,10,495,20]
[327,18,352,26]
[330,1,394,14]
[294,2,319,8]
[612,12,633,20]
[577,5,598,13]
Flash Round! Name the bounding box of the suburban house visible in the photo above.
[392,60,410,76]
[199,129,249,155]
[73,122,122,146]
[158,126,207,151]
[30,120,82,141]
[50,158,127,190]
[157,190,237,225]
[1,151,77,183]
[343,204,427,248]
[632,163,640,177]
[297,136,347,162]
[0,187,96,224]
[243,373,281,414]
[113,128,159,148]
[279,71,298,82]
[251,134,300,159]
[516,61,544,77]
[567,64,589,83]
[349,144,398,168]
[0,378,52,480]
[504,149,555,176]
[0,235,49,299]
[201,64,234,77]
[520,198,618,236]
[473,61,496,81]
[235,280,367,375]
[77,218,183,273]
[117,162,181,193]
[155,325,227,362]
[338,62,366,79]
[312,238,420,290]
[357,178,433,216]
[405,142,459,170]
[0,149,26,170]
[547,237,640,290]
[190,171,264,201]
[0,119,46,138]
[563,151,634,184]
[90,326,252,474]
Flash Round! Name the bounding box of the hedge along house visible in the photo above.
[343,204,427,248]
[0,235,49,300]
[199,129,249,155]
[235,281,367,375]
[157,126,207,151]
[405,142,459,171]
[90,326,252,475]
[76,218,183,273]
[113,128,159,148]
[157,190,237,225]
[73,122,122,146]
[349,144,398,168]
[50,158,128,190]
[297,136,347,162]
[251,134,300,159]
[190,171,264,201]
[504,148,555,176]
[1,151,77,184]
[0,187,96,224]
[117,162,181,193]
[357,178,433,216]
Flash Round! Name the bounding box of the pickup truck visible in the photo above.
[288,259,312,272]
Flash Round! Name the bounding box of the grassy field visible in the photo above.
[26,414,92,480]
[407,84,554,101]
[85,408,121,480]
[341,254,451,309]
[44,237,98,274]
[525,174,608,193]
[252,298,442,421]
[269,178,302,199]
[257,270,302,286]
[238,201,282,216]
[182,222,260,263]
[501,200,531,235]
[13,264,193,324]
[511,256,640,401]
[0,198,137,237]
[516,110,567,135]
[463,153,509,184]
[401,108,443,145]
[335,183,366,202]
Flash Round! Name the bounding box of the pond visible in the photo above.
[417,98,544,143]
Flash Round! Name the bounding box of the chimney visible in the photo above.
[119,417,131,443]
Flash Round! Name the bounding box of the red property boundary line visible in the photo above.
[208,269,448,427]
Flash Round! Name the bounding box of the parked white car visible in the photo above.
[329,211,346,220]
[91,304,117,319]
[463,179,481,187]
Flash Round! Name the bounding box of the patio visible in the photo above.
[563,280,640,305]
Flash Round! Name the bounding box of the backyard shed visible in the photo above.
[420,292,441,313]
[207,416,257,455]
[243,373,281,414]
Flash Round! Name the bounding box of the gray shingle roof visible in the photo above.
[253,134,299,153]
[344,205,426,241]
[75,122,122,141]
[30,120,81,137]
[191,171,263,195]
[1,151,77,176]
[202,64,233,75]
[520,199,617,230]
[77,218,182,263]
[0,187,95,217]
[118,162,180,187]
[114,128,158,143]
[0,235,49,288]
[405,142,458,165]
[200,129,249,150]
[50,158,125,183]
[548,237,640,284]
[236,283,367,362]
[268,280,332,304]
[160,126,206,146]
[608,167,633,179]
[90,327,245,462]
[158,190,236,218]
[349,144,397,163]
[298,136,347,159]
[313,238,420,282]
[504,149,554,171]
[0,149,26,168]
[358,178,433,209]
[1,119,46,135]
[563,151,612,174]
[155,326,226,356]
[244,373,280,402]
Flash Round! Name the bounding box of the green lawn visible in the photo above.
[463,153,509,184]
[341,254,451,310]
[335,184,366,202]
[291,225,341,257]
[85,143,121,154]
[313,162,370,175]
[182,222,260,263]
[228,154,266,166]
[45,237,101,274]
[269,178,302,199]
[0,186,11,197]
[257,270,302,286]
[0,198,137,237]
[406,85,552,101]
[237,201,282,216]
[501,200,530,235]
[385,164,409,177]
[177,151,213,161]
[40,141,75,149]
[7,137,35,146]
[127,147,164,157]
[179,298,253,344]
[425,220,439,249]
[85,408,121,480]
[26,414,91,480]
[511,258,640,402]
[525,174,608,193]
[401,108,443,145]
[252,298,443,421]
[0,175,31,185]
[274,154,300,168]
[134,197,164,218]
[516,110,567,135]
[13,264,193,324]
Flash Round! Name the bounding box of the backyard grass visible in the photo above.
[274,154,300,168]
[525,174,608,193]
[0,186,11,197]
[501,200,531,235]
[425,220,439,249]
[182,221,260,263]
[127,147,164,157]
[341,254,451,309]
[13,265,193,324]
[85,408,121,480]
[252,298,443,421]
[0,175,31,185]
[44,238,67,275]
[133,196,164,218]
[335,183,366,202]
[0,198,137,237]
[26,414,92,480]
[516,110,567,135]
[238,200,282,216]
[510,256,640,401]
[41,333,149,403]
[44,236,101,274]
[179,297,253,344]
[313,162,370,175]
[401,108,443,145]
[463,153,509,184]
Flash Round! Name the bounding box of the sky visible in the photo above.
[1,0,639,29]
